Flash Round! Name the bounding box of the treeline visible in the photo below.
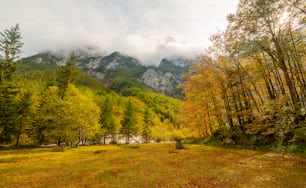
[182,0,305,149]
[0,25,184,147]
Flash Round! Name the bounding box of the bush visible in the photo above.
[175,139,184,149]
[292,127,306,143]
[209,129,227,144]
[249,136,267,146]
[270,143,306,154]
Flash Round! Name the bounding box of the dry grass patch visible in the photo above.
[0,144,305,187]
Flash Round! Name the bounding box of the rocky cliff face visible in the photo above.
[141,68,179,95]
[18,50,190,96]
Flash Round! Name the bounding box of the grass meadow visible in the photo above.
[0,144,305,187]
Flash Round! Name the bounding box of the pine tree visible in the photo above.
[15,91,33,147]
[100,96,116,144]
[0,86,19,143]
[0,24,23,143]
[120,100,137,144]
[0,24,23,84]
[56,52,80,99]
[142,107,152,143]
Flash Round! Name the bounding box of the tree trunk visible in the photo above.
[15,112,25,147]
[57,138,61,146]
[126,135,129,144]
[103,133,106,144]
[272,35,299,110]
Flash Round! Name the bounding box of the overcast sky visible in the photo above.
[0,0,238,65]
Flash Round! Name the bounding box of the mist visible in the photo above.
[0,0,238,65]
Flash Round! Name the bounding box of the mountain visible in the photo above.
[158,57,189,75]
[17,52,59,71]
[79,51,146,82]
[141,57,190,96]
[17,51,191,96]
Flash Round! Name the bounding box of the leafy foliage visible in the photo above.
[56,52,80,99]
[0,24,23,143]
[120,100,138,144]
[100,96,116,144]
[182,0,306,149]
[142,107,153,143]
[0,24,23,83]
[0,24,184,146]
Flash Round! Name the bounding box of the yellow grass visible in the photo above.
[0,144,305,187]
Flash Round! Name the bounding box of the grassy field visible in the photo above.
[0,144,305,188]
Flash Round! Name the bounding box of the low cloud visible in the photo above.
[0,0,238,65]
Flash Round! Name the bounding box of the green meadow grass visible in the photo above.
[0,144,305,187]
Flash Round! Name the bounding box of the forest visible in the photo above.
[0,0,306,187]
[0,0,305,154]
[182,0,306,151]
[0,25,184,147]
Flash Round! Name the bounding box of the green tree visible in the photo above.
[15,91,33,147]
[56,52,80,99]
[120,99,137,144]
[100,96,116,144]
[0,86,19,143]
[0,24,23,143]
[142,107,152,143]
[0,24,23,84]
[34,85,101,147]
[35,86,70,146]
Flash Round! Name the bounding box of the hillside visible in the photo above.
[18,50,191,96]
[6,53,183,146]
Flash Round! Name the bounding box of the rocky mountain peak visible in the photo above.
[18,51,191,97]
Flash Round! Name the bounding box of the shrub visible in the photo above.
[292,127,306,143]
[250,136,267,146]
[175,139,184,149]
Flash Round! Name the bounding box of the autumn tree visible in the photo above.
[182,0,305,146]
[228,0,305,112]
[65,85,100,147]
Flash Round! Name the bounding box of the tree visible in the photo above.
[228,0,305,111]
[120,99,137,144]
[15,91,33,147]
[182,0,306,146]
[100,96,116,144]
[0,85,19,143]
[35,86,70,146]
[0,24,23,143]
[34,85,101,147]
[56,52,80,99]
[142,107,152,143]
[0,24,23,84]
[65,85,100,147]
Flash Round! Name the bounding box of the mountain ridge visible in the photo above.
[18,50,192,96]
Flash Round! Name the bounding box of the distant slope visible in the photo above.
[17,50,191,96]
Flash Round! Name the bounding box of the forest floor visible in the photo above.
[0,144,305,187]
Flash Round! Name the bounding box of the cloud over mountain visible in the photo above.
[0,0,238,65]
